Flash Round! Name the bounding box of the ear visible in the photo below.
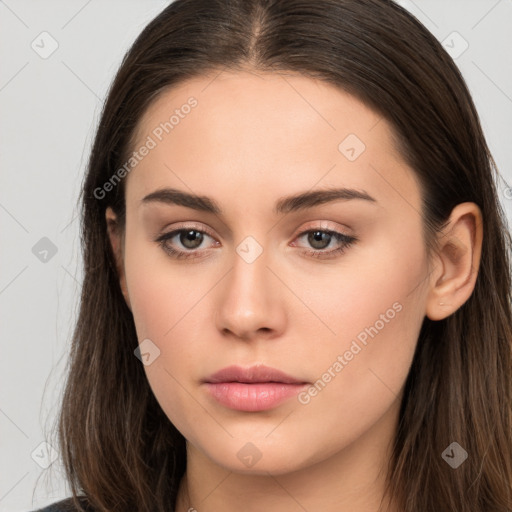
[425,202,483,321]
[105,207,131,311]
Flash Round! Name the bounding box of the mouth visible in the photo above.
[203,364,309,412]
[204,364,307,384]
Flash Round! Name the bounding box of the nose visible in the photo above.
[214,243,287,342]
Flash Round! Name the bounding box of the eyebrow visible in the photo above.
[141,186,377,215]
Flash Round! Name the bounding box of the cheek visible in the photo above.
[125,268,202,439]
[122,230,216,430]
[123,224,205,340]
[295,218,427,353]
[300,225,428,416]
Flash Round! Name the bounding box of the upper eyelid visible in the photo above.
[160,219,351,237]
[163,222,216,237]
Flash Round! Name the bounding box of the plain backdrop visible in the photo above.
[1,1,511,511]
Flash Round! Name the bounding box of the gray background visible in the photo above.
[1,1,511,511]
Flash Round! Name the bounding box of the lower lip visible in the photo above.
[204,382,308,411]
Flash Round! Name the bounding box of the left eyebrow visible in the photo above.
[140,186,377,215]
[274,187,377,214]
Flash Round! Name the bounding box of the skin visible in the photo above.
[106,69,483,512]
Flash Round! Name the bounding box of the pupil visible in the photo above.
[181,230,203,249]
[309,231,331,249]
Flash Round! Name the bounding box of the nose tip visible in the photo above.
[214,250,286,341]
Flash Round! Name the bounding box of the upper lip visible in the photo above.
[204,364,307,384]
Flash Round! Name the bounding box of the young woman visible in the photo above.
[35,0,512,511]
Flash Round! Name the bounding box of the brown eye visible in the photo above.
[307,231,333,250]
[179,230,204,249]
[294,229,358,259]
[156,227,217,260]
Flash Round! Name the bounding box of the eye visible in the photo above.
[293,229,357,259]
[155,225,358,260]
[155,226,218,260]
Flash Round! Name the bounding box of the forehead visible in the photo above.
[125,70,421,216]
[136,70,385,149]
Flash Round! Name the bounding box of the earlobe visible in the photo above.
[425,202,483,321]
[105,207,132,311]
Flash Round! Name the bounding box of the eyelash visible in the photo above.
[155,225,358,261]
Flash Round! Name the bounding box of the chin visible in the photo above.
[195,435,324,476]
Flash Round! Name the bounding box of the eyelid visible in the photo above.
[158,220,351,243]
[159,221,217,240]
[291,220,352,239]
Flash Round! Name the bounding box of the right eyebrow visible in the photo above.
[142,188,220,213]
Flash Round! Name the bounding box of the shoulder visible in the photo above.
[32,496,94,512]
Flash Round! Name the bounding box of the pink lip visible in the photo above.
[205,364,306,384]
[203,365,309,412]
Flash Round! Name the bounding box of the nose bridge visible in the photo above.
[215,235,285,338]
[228,237,272,315]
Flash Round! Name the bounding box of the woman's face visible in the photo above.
[109,70,433,475]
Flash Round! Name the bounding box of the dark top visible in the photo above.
[33,497,94,512]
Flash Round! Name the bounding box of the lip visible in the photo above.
[204,364,306,385]
[203,365,309,412]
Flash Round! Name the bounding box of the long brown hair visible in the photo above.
[47,0,512,510]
